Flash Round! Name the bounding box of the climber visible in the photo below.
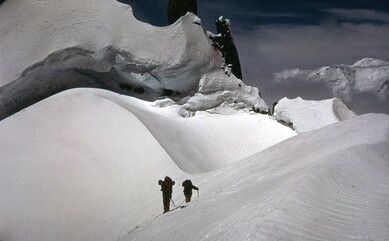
[182,179,199,203]
[158,176,176,213]
[209,16,243,80]
[167,0,198,24]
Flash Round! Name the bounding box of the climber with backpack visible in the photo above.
[182,179,199,203]
[158,176,176,213]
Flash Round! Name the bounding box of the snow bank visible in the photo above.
[273,97,356,133]
[123,113,389,241]
[274,57,389,114]
[0,88,292,241]
[0,89,184,241]
[0,0,268,120]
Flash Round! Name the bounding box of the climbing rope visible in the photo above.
[170,198,185,208]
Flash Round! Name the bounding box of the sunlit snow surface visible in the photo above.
[0,89,293,241]
[123,113,389,241]
[0,89,388,241]
[274,97,356,133]
[0,0,388,240]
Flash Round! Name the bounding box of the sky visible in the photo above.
[117,0,389,114]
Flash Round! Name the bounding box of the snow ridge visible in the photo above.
[123,113,389,241]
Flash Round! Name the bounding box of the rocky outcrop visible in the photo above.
[209,16,243,80]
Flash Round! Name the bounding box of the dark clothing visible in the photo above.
[159,176,175,213]
[210,17,243,80]
[167,0,198,24]
[182,180,199,203]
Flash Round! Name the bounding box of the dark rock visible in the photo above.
[167,0,197,24]
[119,83,133,91]
[210,16,243,80]
[134,87,145,94]
[272,101,278,115]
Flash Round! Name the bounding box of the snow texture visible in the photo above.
[0,88,293,241]
[122,113,389,241]
[274,97,356,133]
[0,0,388,240]
[0,0,268,120]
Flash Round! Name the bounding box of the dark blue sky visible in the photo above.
[119,0,389,29]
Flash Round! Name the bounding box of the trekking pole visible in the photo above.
[197,190,199,198]
[171,198,176,207]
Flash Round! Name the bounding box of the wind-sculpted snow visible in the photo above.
[274,58,389,114]
[273,97,356,133]
[0,0,268,120]
[0,88,293,241]
[123,114,389,241]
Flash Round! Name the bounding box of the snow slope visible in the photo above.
[1,88,387,241]
[123,113,389,241]
[274,97,356,133]
[0,89,183,241]
[274,58,389,114]
[0,88,293,241]
[0,0,268,120]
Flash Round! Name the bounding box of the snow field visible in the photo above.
[124,113,389,241]
[0,88,294,241]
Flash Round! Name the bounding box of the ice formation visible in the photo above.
[0,0,268,120]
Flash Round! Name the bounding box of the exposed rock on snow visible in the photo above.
[274,97,356,133]
[209,16,243,80]
[0,0,268,120]
[274,57,389,114]
[0,88,294,241]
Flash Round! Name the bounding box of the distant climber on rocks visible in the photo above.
[182,179,199,203]
[209,16,243,80]
[158,176,176,213]
[167,0,198,24]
